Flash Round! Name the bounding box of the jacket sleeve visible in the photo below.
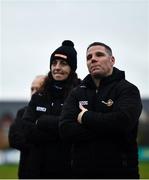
[81,83,142,134]
[36,114,59,135]
[8,107,32,151]
[22,95,60,144]
[59,89,97,142]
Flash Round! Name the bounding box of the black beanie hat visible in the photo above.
[50,40,77,71]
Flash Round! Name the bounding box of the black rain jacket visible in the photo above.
[59,67,142,179]
[9,106,33,179]
[9,79,80,179]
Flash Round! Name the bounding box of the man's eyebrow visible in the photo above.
[96,51,105,54]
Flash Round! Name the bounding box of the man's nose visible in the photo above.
[91,56,98,63]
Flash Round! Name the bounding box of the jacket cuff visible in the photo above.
[81,111,98,127]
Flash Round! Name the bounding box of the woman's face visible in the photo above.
[51,59,71,81]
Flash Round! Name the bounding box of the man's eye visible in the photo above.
[96,52,104,57]
[87,54,92,60]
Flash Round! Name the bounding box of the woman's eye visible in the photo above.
[61,61,68,65]
[52,61,57,65]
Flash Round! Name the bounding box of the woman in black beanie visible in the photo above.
[21,40,80,178]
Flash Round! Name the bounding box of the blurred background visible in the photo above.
[0,0,149,178]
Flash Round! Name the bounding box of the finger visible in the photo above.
[79,103,84,110]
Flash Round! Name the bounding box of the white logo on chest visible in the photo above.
[101,99,114,107]
[79,101,88,106]
[36,106,47,112]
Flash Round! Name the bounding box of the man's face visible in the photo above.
[86,45,115,79]
[51,59,71,81]
[31,76,45,95]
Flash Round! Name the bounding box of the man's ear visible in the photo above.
[110,56,115,65]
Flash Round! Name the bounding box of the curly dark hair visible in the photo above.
[40,70,80,100]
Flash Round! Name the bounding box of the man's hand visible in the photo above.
[77,103,88,124]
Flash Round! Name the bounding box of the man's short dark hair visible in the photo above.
[87,42,112,56]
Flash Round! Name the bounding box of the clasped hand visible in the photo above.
[77,103,88,124]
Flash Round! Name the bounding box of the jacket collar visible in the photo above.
[81,67,125,89]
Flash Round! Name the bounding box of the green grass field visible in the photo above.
[0,164,18,179]
[139,161,149,179]
[0,161,149,179]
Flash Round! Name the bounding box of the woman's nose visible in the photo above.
[55,62,61,69]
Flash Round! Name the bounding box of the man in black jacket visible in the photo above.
[9,75,45,178]
[59,42,142,179]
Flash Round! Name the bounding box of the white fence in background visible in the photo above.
[0,149,20,165]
